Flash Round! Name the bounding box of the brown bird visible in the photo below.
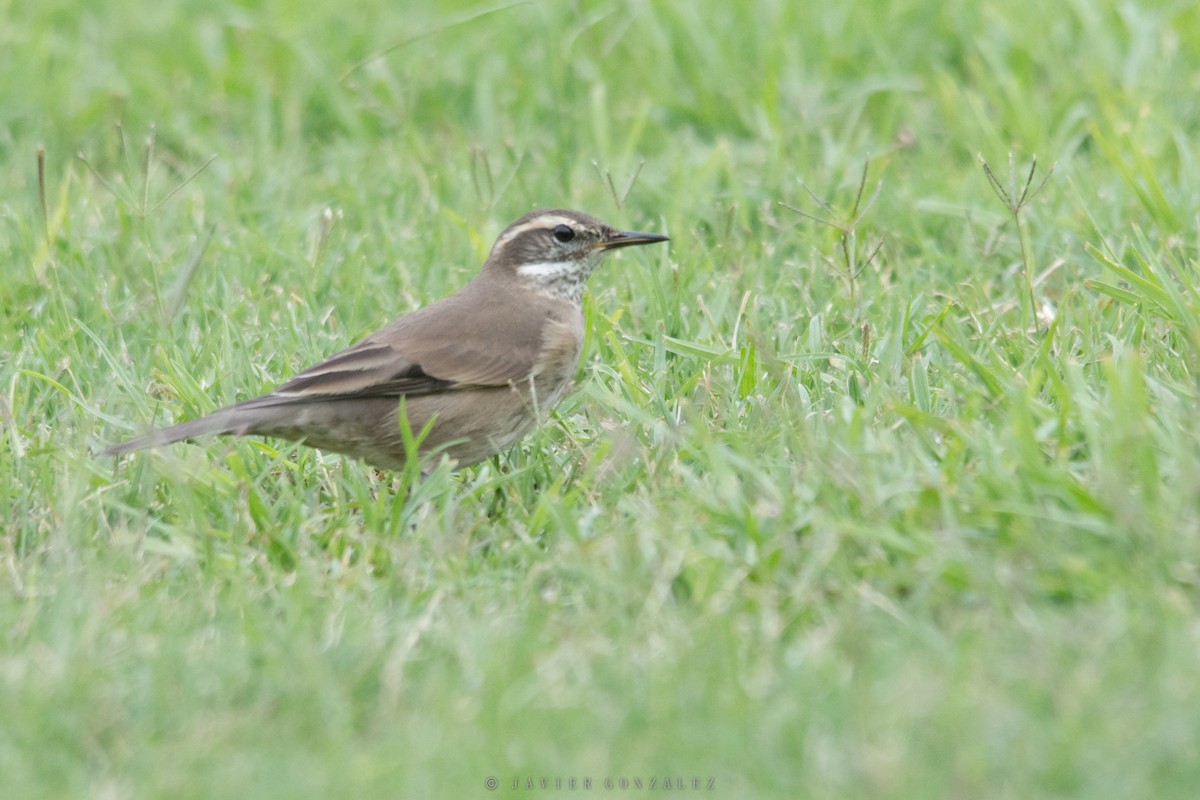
[103,208,669,470]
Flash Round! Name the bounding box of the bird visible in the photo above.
[103,208,669,471]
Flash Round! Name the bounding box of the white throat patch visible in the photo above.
[516,260,577,280]
[515,252,603,303]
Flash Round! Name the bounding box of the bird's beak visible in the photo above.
[597,229,670,251]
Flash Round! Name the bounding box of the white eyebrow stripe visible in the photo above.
[496,215,580,246]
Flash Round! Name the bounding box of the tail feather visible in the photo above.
[101,409,243,457]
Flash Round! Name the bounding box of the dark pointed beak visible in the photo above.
[598,229,670,251]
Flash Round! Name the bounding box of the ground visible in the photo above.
[3,1,1200,797]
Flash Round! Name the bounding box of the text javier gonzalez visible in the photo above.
[484,775,717,791]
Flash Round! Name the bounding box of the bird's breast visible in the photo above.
[521,311,585,412]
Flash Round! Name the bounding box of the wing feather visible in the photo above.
[263,280,566,404]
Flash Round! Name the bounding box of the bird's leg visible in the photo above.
[526,373,542,422]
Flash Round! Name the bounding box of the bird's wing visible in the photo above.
[267,287,562,402]
[270,336,538,398]
[271,339,458,398]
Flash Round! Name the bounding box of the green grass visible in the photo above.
[4,0,1200,796]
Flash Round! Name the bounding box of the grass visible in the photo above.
[4,0,1200,796]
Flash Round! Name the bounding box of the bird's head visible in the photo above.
[484,209,669,303]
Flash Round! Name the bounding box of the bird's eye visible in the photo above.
[552,224,575,243]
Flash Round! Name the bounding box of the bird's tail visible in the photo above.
[100,409,244,457]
